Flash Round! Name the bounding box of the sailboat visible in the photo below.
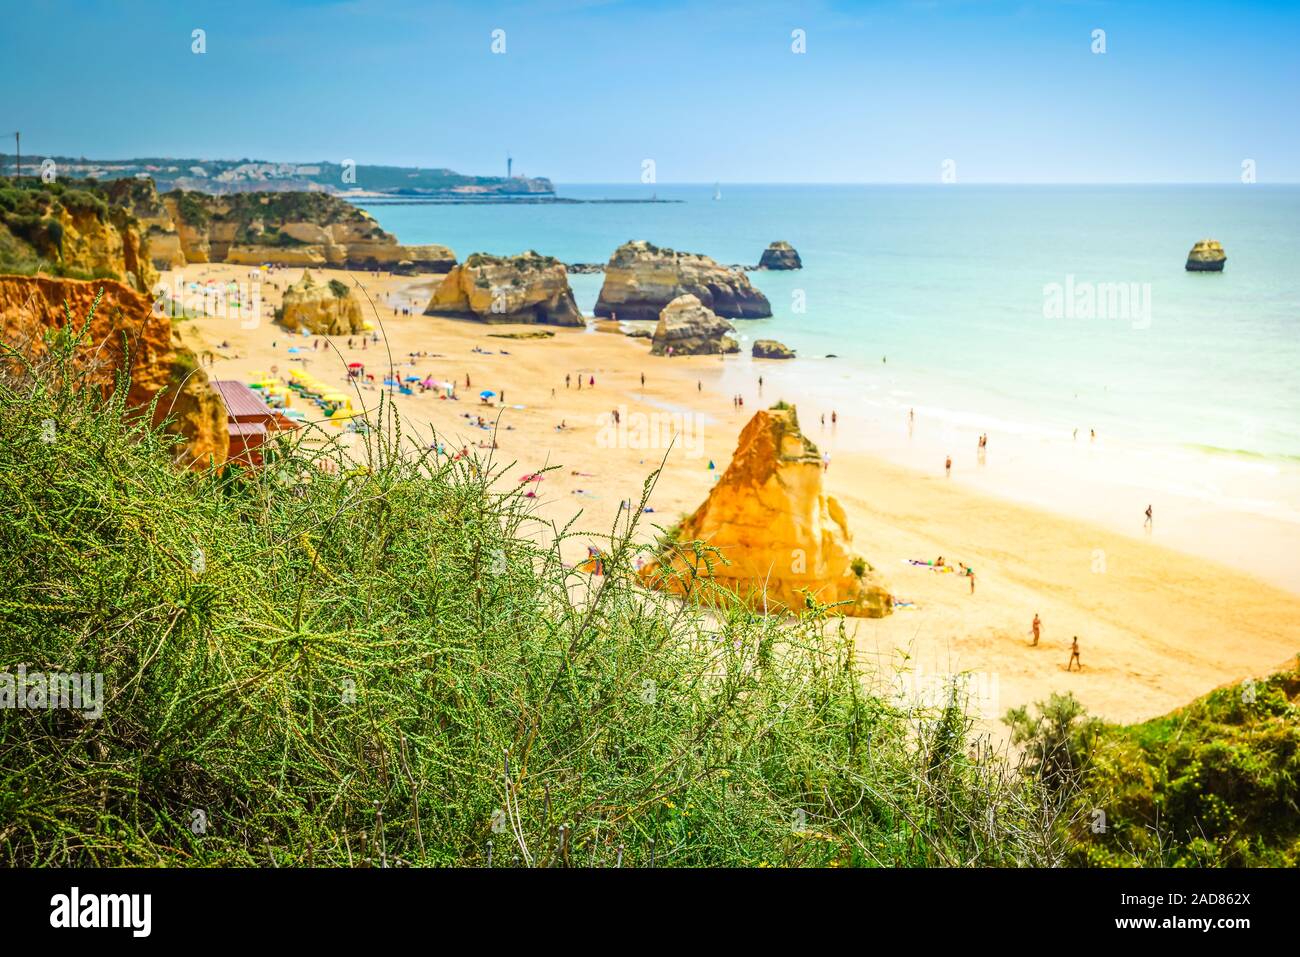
[712,183,722,201]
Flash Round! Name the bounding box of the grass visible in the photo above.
[0,301,1076,867]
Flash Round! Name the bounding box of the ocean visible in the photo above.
[364,184,1300,587]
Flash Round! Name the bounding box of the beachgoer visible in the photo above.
[589,375,595,387]
[822,451,830,472]
[1090,429,1096,443]
[640,372,645,387]
[566,373,571,388]
[1144,504,1153,528]
[945,455,952,476]
[969,570,975,594]
[831,411,837,425]
[1031,613,1041,646]
[1067,636,1082,672]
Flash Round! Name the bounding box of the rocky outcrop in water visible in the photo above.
[649,294,739,356]
[1186,239,1226,272]
[424,251,584,326]
[0,275,227,467]
[278,270,366,335]
[594,240,772,321]
[642,404,892,617]
[757,241,802,270]
[752,339,795,359]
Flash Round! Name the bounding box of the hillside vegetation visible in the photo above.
[0,308,1067,867]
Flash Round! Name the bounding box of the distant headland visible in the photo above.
[0,154,557,199]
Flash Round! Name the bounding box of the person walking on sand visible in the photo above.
[945,455,952,477]
[1067,636,1082,671]
[590,375,595,387]
[640,372,645,388]
[969,569,976,594]
[831,410,837,425]
[566,373,571,389]
[1031,613,1041,646]
[1144,504,1153,528]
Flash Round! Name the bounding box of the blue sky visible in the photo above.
[2,0,1297,182]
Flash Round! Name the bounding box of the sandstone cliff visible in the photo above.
[643,405,892,618]
[595,240,772,321]
[757,241,802,270]
[162,189,456,272]
[278,270,366,335]
[0,275,227,468]
[0,177,157,292]
[424,251,584,326]
[107,178,187,270]
[649,294,738,356]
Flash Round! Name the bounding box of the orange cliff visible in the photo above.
[642,404,893,618]
[0,276,227,468]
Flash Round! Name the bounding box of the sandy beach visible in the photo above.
[172,262,1300,729]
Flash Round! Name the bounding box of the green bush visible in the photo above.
[0,306,1068,867]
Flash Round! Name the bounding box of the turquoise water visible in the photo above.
[365,184,1300,460]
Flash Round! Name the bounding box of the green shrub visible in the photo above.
[0,308,1067,867]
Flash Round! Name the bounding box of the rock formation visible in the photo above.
[106,178,187,270]
[594,240,772,321]
[752,339,795,359]
[0,275,227,468]
[757,241,802,270]
[0,176,157,292]
[642,404,892,618]
[278,270,366,335]
[160,189,457,272]
[1186,239,1226,272]
[649,294,738,356]
[424,251,584,326]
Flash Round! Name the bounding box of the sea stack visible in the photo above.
[757,241,802,270]
[649,294,739,356]
[278,270,366,335]
[595,240,772,321]
[424,251,584,326]
[1186,239,1226,272]
[752,339,795,359]
[641,404,892,618]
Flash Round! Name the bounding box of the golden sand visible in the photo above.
[172,263,1300,728]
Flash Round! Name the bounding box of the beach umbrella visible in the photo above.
[480,390,496,398]
[404,375,422,382]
